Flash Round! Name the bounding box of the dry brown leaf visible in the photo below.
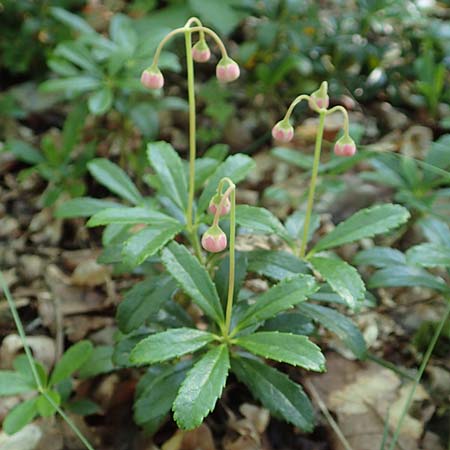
[70,259,111,287]
[162,424,216,450]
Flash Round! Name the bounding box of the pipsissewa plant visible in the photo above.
[54,17,412,435]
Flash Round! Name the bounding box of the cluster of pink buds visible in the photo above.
[271,82,357,157]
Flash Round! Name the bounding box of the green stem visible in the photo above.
[283,94,310,121]
[224,189,236,337]
[299,111,326,258]
[387,301,450,450]
[0,272,95,450]
[185,29,196,234]
[327,105,349,135]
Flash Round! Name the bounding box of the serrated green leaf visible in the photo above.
[117,275,175,333]
[147,141,188,211]
[3,398,38,434]
[134,362,190,431]
[368,266,448,292]
[312,204,410,252]
[88,158,143,205]
[215,252,248,306]
[87,207,180,227]
[122,222,183,267]
[418,217,450,246]
[0,371,35,396]
[285,210,320,242]
[88,87,113,115]
[161,242,224,324]
[236,205,293,245]
[310,256,365,309]
[262,313,314,335]
[198,154,256,213]
[406,243,450,268]
[236,332,325,371]
[78,346,114,379]
[54,197,122,218]
[36,390,61,417]
[173,345,230,430]
[298,303,367,359]
[353,246,406,268]
[231,356,314,431]
[50,341,93,386]
[247,250,309,280]
[235,274,318,332]
[130,328,215,364]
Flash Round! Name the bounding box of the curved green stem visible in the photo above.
[0,272,95,450]
[299,111,326,258]
[387,301,450,450]
[283,94,310,121]
[185,17,205,40]
[327,105,349,135]
[224,188,236,337]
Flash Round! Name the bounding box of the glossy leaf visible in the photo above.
[247,250,309,280]
[88,158,143,205]
[147,141,188,210]
[236,332,325,371]
[262,312,314,335]
[232,356,314,431]
[236,205,293,244]
[161,242,224,324]
[198,154,255,213]
[235,274,317,332]
[312,204,410,252]
[298,303,367,359]
[50,340,94,385]
[116,275,175,333]
[353,246,406,268]
[173,345,230,430]
[130,328,215,364]
[310,256,365,309]
[122,222,183,267]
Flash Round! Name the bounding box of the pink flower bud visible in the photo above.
[140,67,164,89]
[208,194,231,216]
[201,225,227,253]
[192,40,211,63]
[216,57,240,83]
[334,135,356,157]
[272,120,294,143]
[308,81,329,112]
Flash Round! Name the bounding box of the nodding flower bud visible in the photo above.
[309,81,329,111]
[272,119,294,143]
[140,66,164,89]
[201,225,227,253]
[334,134,356,157]
[208,194,231,216]
[216,57,240,83]
[192,40,211,63]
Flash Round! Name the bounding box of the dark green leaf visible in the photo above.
[88,158,143,205]
[215,252,248,306]
[117,275,175,333]
[310,256,365,309]
[88,88,113,115]
[173,345,230,430]
[236,205,293,245]
[78,346,114,379]
[198,154,255,213]
[247,250,309,280]
[87,207,180,227]
[122,222,183,267]
[55,197,122,218]
[131,328,215,364]
[147,141,188,211]
[54,42,99,74]
[50,341,93,386]
[50,7,95,34]
[285,210,320,242]
[353,247,406,268]
[3,398,38,434]
[262,313,314,335]
[66,399,100,416]
[298,303,367,359]
[40,76,101,94]
[312,204,410,252]
[406,243,450,268]
[236,332,325,371]
[235,274,317,332]
[161,242,224,324]
[5,139,44,165]
[231,356,314,431]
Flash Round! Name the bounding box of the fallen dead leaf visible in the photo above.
[162,424,216,450]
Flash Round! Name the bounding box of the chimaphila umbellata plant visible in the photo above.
[53,16,412,437]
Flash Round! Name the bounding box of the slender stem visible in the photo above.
[185,29,196,233]
[185,17,205,40]
[224,189,236,337]
[299,111,326,258]
[327,105,349,134]
[0,272,95,450]
[387,301,450,450]
[213,184,234,227]
[284,94,310,121]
